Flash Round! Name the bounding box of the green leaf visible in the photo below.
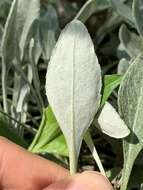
[133,0,143,38]
[28,107,68,157]
[119,24,143,57]
[118,54,143,190]
[0,112,28,148]
[46,20,102,174]
[101,74,122,106]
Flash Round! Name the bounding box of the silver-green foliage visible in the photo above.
[46,20,102,174]
[119,24,143,58]
[39,4,59,61]
[96,101,130,139]
[1,0,41,117]
[118,58,130,75]
[118,54,143,190]
[133,0,143,38]
[1,0,59,131]
[109,0,134,25]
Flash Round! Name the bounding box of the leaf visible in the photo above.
[128,165,143,190]
[118,54,143,190]
[1,0,18,113]
[28,107,68,157]
[29,20,42,65]
[2,0,40,62]
[109,0,134,26]
[0,112,28,148]
[29,106,106,174]
[19,0,40,59]
[1,0,40,113]
[119,24,143,57]
[101,74,122,106]
[15,63,33,124]
[133,0,143,38]
[29,39,44,108]
[0,0,11,25]
[1,0,40,66]
[75,0,110,23]
[1,0,18,70]
[117,43,130,60]
[117,58,130,75]
[96,102,130,138]
[46,20,102,174]
[141,184,143,190]
[39,4,59,61]
[0,25,3,57]
[12,61,43,113]
[96,12,123,45]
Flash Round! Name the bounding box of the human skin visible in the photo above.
[0,137,113,190]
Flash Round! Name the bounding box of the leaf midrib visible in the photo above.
[71,31,76,153]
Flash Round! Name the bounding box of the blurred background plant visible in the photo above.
[0,0,143,189]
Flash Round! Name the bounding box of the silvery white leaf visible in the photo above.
[119,24,143,58]
[109,0,134,26]
[1,0,18,69]
[39,4,59,61]
[75,0,110,23]
[118,53,143,190]
[117,58,130,75]
[46,20,102,173]
[19,0,40,59]
[97,102,130,138]
[133,0,143,38]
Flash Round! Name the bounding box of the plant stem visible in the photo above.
[28,109,45,152]
[69,142,78,175]
[84,131,106,176]
[2,62,8,113]
[13,63,43,114]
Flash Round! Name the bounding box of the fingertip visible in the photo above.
[0,136,10,144]
[78,171,113,190]
[44,171,113,190]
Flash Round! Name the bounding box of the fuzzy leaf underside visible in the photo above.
[46,20,102,169]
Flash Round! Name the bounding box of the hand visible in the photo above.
[0,137,113,190]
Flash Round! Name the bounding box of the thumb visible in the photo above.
[44,171,113,190]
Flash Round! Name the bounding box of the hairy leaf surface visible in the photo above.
[118,54,143,190]
[46,20,101,173]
